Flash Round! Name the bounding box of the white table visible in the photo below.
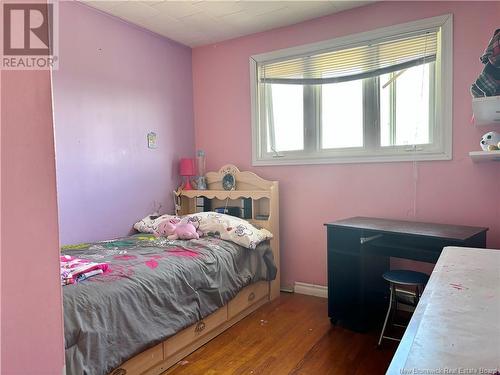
[387,246,500,375]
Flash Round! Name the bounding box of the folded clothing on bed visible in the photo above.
[60,255,108,285]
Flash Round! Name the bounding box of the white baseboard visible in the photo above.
[294,282,328,298]
[292,283,415,312]
[280,285,294,293]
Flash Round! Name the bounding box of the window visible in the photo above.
[250,15,453,165]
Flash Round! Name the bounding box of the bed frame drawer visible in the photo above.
[109,343,163,375]
[228,281,269,319]
[163,307,227,357]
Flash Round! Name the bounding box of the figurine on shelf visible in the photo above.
[193,177,206,190]
[193,150,207,190]
[480,131,500,151]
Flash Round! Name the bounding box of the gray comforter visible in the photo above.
[62,234,276,375]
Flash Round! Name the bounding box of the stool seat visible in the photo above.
[382,270,429,286]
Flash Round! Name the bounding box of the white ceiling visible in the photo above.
[83,1,374,47]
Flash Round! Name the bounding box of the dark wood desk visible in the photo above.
[324,217,488,331]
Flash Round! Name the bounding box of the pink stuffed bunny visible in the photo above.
[154,220,202,240]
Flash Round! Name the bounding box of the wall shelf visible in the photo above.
[469,150,500,162]
[472,96,500,126]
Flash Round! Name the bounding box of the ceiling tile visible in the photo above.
[146,12,184,30]
[106,2,160,22]
[84,1,122,12]
[195,1,246,18]
[179,12,229,34]
[83,0,376,47]
[147,1,203,19]
[331,0,373,12]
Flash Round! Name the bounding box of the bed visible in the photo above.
[62,165,280,375]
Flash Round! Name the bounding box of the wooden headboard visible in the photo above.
[175,164,280,299]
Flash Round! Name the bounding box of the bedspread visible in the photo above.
[62,234,276,375]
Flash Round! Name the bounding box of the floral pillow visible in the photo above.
[134,212,273,249]
[185,212,273,250]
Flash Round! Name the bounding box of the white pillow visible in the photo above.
[185,212,273,249]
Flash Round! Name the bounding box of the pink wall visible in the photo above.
[192,1,500,287]
[0,66,2,374]
[52,3,195,245]
[1,67,64,373]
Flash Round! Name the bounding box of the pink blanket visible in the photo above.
[60,255,108,285]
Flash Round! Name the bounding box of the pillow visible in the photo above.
[185,212,273,250]
[133,214,180,234]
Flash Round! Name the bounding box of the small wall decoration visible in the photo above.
[222,173,236,191]
[147,132,157,149]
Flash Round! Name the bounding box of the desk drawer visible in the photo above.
[163,307,227,357]
[327,227,361,254]
[228,281,269,319]
[109,343,163,375]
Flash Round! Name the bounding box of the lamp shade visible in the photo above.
[179,158,195,176]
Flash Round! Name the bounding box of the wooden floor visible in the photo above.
[164,293,397,375]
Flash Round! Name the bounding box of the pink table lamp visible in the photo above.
[179,158,195,190]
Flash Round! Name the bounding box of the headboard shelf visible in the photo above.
[177,190,271,200]
[174,164,280,300]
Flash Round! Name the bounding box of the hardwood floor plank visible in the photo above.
[164,293,396,375]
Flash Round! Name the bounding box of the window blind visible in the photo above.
[258,30,438,85]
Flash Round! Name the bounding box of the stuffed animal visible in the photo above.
[480,131,500,151]
[154,220,202,240]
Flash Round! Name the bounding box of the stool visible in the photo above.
[378,270,429,346]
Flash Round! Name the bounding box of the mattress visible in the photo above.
[62,234,276,375]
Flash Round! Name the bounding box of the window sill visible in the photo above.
[252,150,452,166]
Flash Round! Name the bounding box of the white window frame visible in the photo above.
[250,14,453,166]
